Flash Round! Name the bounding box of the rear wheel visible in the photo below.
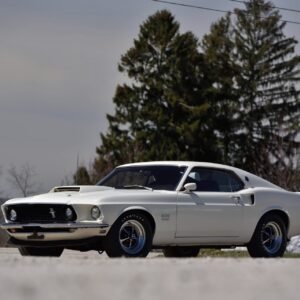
[163,246,200,258]
[18,247,64,257]
[247,214,287,258]
[105,212,153,258]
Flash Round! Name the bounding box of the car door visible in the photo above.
[176,167,246,242]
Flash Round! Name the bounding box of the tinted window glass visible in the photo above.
[185,168,244,192]
[98,166,187,191]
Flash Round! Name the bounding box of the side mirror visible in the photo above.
[184,183,197,192]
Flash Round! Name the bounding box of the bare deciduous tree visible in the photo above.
[7,163,38,197]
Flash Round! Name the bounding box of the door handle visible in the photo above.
[231,196,241,204]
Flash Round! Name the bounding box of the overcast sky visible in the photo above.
[0,0,299,197]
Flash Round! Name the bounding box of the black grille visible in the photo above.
[5,204,77,223]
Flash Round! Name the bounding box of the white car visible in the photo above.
[1,161,300,258]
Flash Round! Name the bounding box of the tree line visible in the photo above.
[75,0,300,190]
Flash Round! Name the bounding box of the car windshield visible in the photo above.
[97,165,187,191]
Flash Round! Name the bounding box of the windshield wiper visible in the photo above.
[116,185,153,191]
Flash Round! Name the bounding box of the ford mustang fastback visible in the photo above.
[1,161,300,258]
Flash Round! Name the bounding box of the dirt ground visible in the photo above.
[0,248,299,300]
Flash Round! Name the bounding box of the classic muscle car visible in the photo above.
[1,161,300,258]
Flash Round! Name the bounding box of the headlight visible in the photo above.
[9,209,17,222]
[65,208,73,221]
[91,206,101,220]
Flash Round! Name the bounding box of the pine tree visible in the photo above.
[93,10,218,179]
[200,0,300,188]
[232,0,300,184]
[201,15,240,164]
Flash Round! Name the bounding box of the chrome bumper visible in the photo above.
[0,222,109,230]
[1,222,110,243]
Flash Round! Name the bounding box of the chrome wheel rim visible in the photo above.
[261,221,283,254]
[119,220,146,255]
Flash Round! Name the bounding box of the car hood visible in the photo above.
[3,185,173,206]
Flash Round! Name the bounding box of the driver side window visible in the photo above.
[185,168,244,192]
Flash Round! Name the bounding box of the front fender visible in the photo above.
[121,206,152,216]
[102,205,155,232]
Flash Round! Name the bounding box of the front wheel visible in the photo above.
[105,212,153,258]
[18,247,64,257]
[247,214,287,258]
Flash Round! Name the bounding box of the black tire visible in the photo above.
[105,212,153,258]
[247,213,287,258]
[163,247,200,258]
[18,247,64,257]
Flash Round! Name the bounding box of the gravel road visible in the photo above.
[0,248,299,300]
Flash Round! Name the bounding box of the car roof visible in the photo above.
[118,161,283,190]
[119,161,233,169]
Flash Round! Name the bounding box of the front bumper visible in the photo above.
[1,222,109,230]
[0,222,110,241]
